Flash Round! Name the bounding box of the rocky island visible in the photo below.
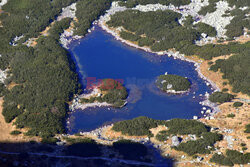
[156,73,191,94]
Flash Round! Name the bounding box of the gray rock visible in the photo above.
[171,136,180,146]
[197,156,203,162]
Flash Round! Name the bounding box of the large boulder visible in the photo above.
[171,136,180,146]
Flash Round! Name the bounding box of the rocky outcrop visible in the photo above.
[0,69,7,83]
[0,0,8,8]
[57,3,76,21]
[171,136,180,146]
[199,1,234,38]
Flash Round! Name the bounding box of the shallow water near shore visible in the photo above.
[68,26,213,133]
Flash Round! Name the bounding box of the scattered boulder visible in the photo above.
[197,156,203,162]
[171,136,180,146]
[193,116,198,120]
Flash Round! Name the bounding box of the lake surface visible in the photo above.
[68,26,213,133]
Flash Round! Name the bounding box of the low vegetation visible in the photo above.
[74,0,112,35]
[225,8,250,38]
[226,0,250,8]
[10,130,22,135]
[119,117,223,155]
[164,118,209,135]
[209,92,234,103]
[41,137,58,144]
[138,37,155,47]
[0,0,77,45]
[210,150,250,166]
[209,53,250,96]
[112,117,211,137]
[244,124,250,133]
[0,83,7,97]
[107,10,199,53]
[156,74,191,92]
[0,9,81,137]
[198,0,219,16]
[174,132,223,155]
[227,113,235,118]
[233,102,243,108]
[222,88,229,92]
[155,130,169,141]
[120,31,141,41]
[195,22,217,37]
[210,153,234,166]
[112,116,159,136]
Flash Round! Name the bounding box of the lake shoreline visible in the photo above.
[63,2,222,131]
[64,23,220,128]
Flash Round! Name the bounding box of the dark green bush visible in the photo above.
[74,0,112,35]
[222,88,228,92]
[198,0,219,16]
[227,0,250,8]
[164,119,209,135]
[226,149,250,164]
[112,116,159,136]
[41,137,58,144]
[155,130,169,141]
[240,143,246,147]
[174,132,222,155]
[112,117,211,138]
[183,15,194,27]
[208,49,250,94]
[233,102,243,108]
[120,31,141,41]
[210,153,234,166]
[0,83,7,97]
[2,102,23,123]
[225,14,250,38]
[207,61,213,65]
[244,124,250,133]
[195,22,217,37]
[227,113,235,118]
[138,37,155,47]
[10,130,22,135]
[209,92,234,103]
[242,147,247,151]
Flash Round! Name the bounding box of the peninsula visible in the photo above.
[79,79,128,108]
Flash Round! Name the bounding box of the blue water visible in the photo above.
[68,26,213,133]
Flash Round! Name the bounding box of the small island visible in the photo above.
[80,79,128,108]
[156,73,191,94]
